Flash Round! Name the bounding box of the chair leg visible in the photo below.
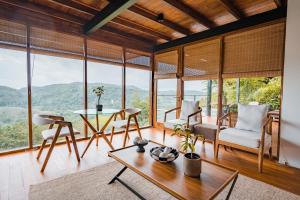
[269,147,272,160]
[68,124,80,163]
[122,119,131,148]
[214,143,220,158]
[110,127,115,143]
[258,147,264,173]
[37,140,47,160]
[134,116,142,139]
[96,135,99,147]
[65,136,72,153]
[193,136,198,145]
[213,141,216,155]
[40,126,61,173]
[163,129,166,142]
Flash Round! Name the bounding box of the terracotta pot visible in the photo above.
[183,153,201,177]
[96,104,103,111]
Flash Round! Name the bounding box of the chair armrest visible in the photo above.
[259,117,272,150]
[217,113,230,135]
[187,109,202,126]
[39,114,64,121]
[262,117,272,135]
[218,112,230,122]
[164,107,181,122]
[54,120,72,126]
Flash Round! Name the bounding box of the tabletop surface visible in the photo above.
[73,109,120,115]
[109,141,238,200]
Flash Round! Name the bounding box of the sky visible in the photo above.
[0,48,150,90]
[0,48,207,91]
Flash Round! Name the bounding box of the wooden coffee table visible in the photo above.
[108,141,238,200]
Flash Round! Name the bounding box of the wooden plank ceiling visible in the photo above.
[0,0,285,52]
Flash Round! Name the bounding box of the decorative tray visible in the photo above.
[150,146,179,163]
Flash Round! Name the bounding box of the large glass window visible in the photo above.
[156,79,177,123]
[184,80,218,124]
[0,48,28,151]
[31,54,84,145]
[223,77,281,111]
[87,61,122,132]
[126,68,150,127]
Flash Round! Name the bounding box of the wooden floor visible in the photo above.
[1,128,300,200]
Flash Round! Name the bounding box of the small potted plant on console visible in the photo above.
[93,85,104,111]
[173,124,203,178]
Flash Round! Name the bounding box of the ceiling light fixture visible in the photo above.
[157,13,164,22]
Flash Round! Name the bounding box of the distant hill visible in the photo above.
[0,82,149,109]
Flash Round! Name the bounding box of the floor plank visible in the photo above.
[0,128,299,200]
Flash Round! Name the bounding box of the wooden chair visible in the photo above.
[33,114,80,172]
[163,100,202,142]
[215,104,272,173]
[110,108,142,147]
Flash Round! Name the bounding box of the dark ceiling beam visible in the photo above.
[154,6,287,52]
[218,0,245,19]
[51,0,171,41]
[84,0,137,34]
[163,0,215,28]
[273,0,287,7]
[128,5,192,35]
[0,0,154,52]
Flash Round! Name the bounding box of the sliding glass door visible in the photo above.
[156,79,177,123]
[31,54,84,145]
[126,68,151,127]
[0,48,28,151]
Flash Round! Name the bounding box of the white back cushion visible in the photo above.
[179,100,200,122]
[235,104,268,132]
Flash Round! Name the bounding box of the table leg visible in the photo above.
[81,133,97,158]
[96,114,100,146]
[98,113,115,150]
[108,166,146,200]
[79,113,115,157]
[225,174,238,200]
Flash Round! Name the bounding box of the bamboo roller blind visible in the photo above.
[155,50,178,76]
[0,19,26,47]
[126,49,151,69]
[223,22,285,78]
[183,39,220,80]
[87,39,123,64]
[30,27,84,56]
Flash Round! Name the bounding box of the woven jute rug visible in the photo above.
[29,161,300,200]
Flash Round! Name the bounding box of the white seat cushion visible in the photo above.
[219,128,271,151]
[42,127,80,140]
[111,120,135,128]
[164,119,200,130]
[235,104,269,132]
[179,100,200,121]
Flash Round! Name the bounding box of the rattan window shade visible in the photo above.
[183,39,220,80]
[155,50,178,77]
[223,22,285,78]
[126,49,151,70]
[0,19,26,48]
[87,39,123,64]
[30,27,84,57]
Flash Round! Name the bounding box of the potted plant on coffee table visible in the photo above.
[173,124,203,178]
[93,85,104,111]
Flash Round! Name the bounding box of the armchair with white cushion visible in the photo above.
[215,104,272,173]
[163,100,202,141]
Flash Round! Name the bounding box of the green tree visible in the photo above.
[130,93,150,126]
